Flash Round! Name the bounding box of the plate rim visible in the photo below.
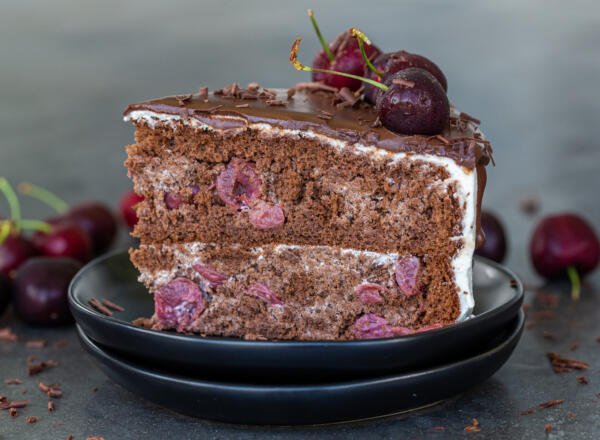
[77,309,524,390]
[69,249,524,347]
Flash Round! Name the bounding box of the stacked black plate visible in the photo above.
[69,251,524,425]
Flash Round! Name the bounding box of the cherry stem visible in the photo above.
[17,219,52,234]
[18,182,69,214]
[307,9,335,62]
[351,28,384,77]
[0,178,22,233]
[566,265,581,301]
[0,221,11,246]
[290,38,388,91]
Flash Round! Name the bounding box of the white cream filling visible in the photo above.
[125,107,481,321]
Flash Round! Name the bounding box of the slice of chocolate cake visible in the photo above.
[124,83,492,340]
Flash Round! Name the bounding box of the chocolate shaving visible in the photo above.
[4,378,22,385]
[89,298,112,316]
[132,317,153,328]
[392,78,415,88]
[247,82,260,91]
[0,327,18,342]
[198,86,208,100]
[87,437,106,440]
[175,94,193,106]
[101,299,124,312]
[240,91,259,100]
[538,399,564,409]
[265,99,287,107]
[338,87,358,107]
[459,111,481,125]
[570,342,579,351]
[464,418,480,432]
[0,399,30,410]
[9,407,17,417]
[26,415,38,424]
[544,424,553,434]
[287,88,296,99]
[547,352,589,373]
[25,339,47,349]
[27,356,58,376]
[235,103,250,108]
[39,382,62,398]
[371,117,382,128]
[576,375,588,384]
[47,400,55,412]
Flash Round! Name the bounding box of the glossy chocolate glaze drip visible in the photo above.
[124,88,492,169]
[124,86,491,248]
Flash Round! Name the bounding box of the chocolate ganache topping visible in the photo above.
[124,83,493,169]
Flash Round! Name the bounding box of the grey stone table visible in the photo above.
[1,0,600,438]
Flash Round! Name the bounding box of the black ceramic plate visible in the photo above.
[78,310,523,425]
[70,251,523,381]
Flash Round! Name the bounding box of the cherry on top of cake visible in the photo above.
[124,83,491,169]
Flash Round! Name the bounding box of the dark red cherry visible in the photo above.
[65,203,117,254]
[365,51,447,104]
[312,30,380,91]
[376,68,450,135]
[0,273,11,316]
[120,191,144,230]
[530,214,600,279]
[0,234,38,279]
[475,211,508,263]
[363,53,394,104]
[34,224,92,263]
[13,257,81,325]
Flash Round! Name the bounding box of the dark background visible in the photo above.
[1,1,600,438]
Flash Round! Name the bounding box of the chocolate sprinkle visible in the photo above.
[89,298,113,316]
[198,86,208,100]
[577,375,589,384]
[0,327,18,342]
[47,400,55,412]
[26,415,38,424]
[25,339,47,349]
[101,299,124,312]
[4,378,22,385]
[544,424,553,434]
[538,399,564,409]
[27,356,59,376]
[0,399,30,410]
[175,94,193,106]
[547,352,589,373]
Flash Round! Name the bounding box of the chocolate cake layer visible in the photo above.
[126,122,466,259]
[131,243,459,340]
[124,88,492,169]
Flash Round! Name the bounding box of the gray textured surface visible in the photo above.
[1,0,600,438]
